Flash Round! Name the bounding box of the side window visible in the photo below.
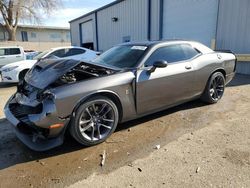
[64,48,86,57]
[145,44,200,66]
[145,45,186,66]
[0,49,4,56]
[49,49,66,58]
[9,48,21,55]
[181,44,200,59]
[0,48,21,56]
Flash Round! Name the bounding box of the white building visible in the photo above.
[0,25,70,43]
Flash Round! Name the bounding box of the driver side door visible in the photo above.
[136,44,199,115]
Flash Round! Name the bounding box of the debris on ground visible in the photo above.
[127,152,130,156]
[100,150,106,167]
[137,168,142,172]
[196,167,201,173]
[40,161,45,166]
[51,178,60,183]
[128,128,131,132]
[154,145,161,150]
[83,157,88,161]
[128,163,133,167]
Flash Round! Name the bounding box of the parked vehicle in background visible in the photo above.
[0,46,26,67]
[24,50,40,60]
[4,40,237,151]
[0,46,99,83]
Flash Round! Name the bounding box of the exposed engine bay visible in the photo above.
[53,63,116,86]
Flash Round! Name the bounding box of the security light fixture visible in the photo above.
[112,17,118,22]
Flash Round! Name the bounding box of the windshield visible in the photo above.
[91,45,147,68]
[33,50,50,60]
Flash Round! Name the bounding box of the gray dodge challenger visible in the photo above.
[4,40,236,151]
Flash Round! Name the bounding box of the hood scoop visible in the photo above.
[25,59,82,89]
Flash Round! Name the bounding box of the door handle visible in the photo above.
[185,65,192,70]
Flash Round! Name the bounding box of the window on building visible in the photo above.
[50,33,61,39]
[66,33,71,39]
[145,44,200,66]
[21,31,28,41]
[31,32,37,38]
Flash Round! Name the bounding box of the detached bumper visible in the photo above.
[4,95,69,151]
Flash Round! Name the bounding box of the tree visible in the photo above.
[0,0,61,41]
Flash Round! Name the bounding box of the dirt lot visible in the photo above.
[0,74,249,188]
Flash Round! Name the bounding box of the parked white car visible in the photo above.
[0,46,99,83]
[0,46,26,67]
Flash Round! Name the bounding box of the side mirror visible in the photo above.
[149,60,168,73]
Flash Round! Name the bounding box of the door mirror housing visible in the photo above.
[148,60,168,73]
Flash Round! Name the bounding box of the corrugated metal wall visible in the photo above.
[216,0,250,74]
[150,0,161,41]
[216,0,250,53]
[97,0,148,51]
[162,0,219,47]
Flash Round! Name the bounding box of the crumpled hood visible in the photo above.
[25,58,82,89]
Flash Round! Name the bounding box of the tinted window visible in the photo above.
[9,48,21,55]
[0,48,21,55]
[182,44,200,59]
[64,48,86,57]
[145,44,200,66]
[92,45,147,68]
[49,49,65,58]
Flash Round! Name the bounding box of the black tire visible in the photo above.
[19,70,29,81]
[69,96,119,146]
[201,72,225,104]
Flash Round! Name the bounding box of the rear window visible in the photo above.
[64,48,86,57]
[0,48,21,56]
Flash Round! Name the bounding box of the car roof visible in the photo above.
[120,40,213,54]
[120,39,199,47]
[50,46,83,50]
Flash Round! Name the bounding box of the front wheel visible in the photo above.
[70,96,119,146]
[201,72,225,104]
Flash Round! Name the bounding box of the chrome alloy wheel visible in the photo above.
[209,75,225,101]
[78,101,115,141]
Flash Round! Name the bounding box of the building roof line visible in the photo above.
[69,0,125,23]
[17,25,70,30]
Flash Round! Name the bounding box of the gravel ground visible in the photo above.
[0,74,249,188]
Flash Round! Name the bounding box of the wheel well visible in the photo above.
[212,69,226,79]
[74,92,123,123]
[18,69,29,80]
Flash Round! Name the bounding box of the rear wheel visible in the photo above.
[70,96,119,146]
[201,72,225,104]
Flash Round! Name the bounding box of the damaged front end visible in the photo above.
[4,80,69,151]
[4,59,117,151]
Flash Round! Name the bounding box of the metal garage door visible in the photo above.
[80,20,94,44]
[162,0,219,47]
